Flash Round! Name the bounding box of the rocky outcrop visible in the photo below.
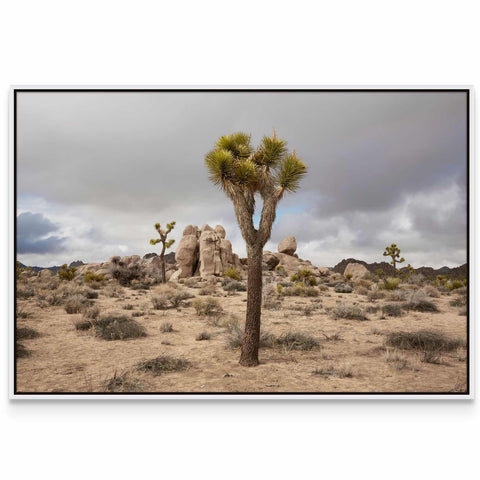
[176,231,200,278]
[344,262,370,281]
[278,236,297,255]
[263,252,280,271]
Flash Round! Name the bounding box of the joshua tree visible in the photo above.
[205,132,307,366]
[383,243,405,277]
[150,221,176,283]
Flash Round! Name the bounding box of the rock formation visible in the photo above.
[278,236,297,255]
[343,262,369,280]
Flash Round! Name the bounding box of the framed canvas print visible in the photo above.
[9,87,472,399]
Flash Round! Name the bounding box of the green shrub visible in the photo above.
[283,283,319,297]
[224,267,242,281]
[58,264,76,281]
[84,271,105,284]
[380,277,401,290]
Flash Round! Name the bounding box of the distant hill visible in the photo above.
[332,258,468,279]
[17,260,85,274]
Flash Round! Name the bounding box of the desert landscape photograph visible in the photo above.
[13,88,470,396]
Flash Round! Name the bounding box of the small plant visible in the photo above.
[222,279,247,292]
[104,370,144,392]
[276,284,284,295]
[420,350,442,364]
[64,294,92,314]
[449,296,467,307]
[402,290,438,312]
[225,323,275,350]
[83,305,101,320]
[313,365,353,378]
[275,331,319,351]
[160,322,173,333]
[123,304,134,310]
[92,315,147,340]
[84,271,105,284]
[16,285,35,299]
[384,348,409,371]
[385,330,464,352]
[382,303,403,317]
[149,221,176,283]
[331,303,368,321]
[224,267,242,281]
[380,277,401,290]
[283,283,319,297]
[345,273,353,281]
[291,269,317,286]
[136,355,190,376]
[16,327,40,340]
[196,331,211,341]
[275,265,287,276]
[191,297,222,316]
[16,341,30,358]
[368,290,386,301]
[383,243,405,277]
[199,285,217,296]
[58,264,76,281]
[151,294,170,310]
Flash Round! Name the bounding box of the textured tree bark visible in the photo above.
[160,245,166,283]
[239,244,263,367]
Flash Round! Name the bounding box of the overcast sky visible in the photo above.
[16,90,468,268]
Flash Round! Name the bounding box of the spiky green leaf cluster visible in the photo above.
[205,131,307,199]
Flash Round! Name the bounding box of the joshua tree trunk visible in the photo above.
[239,243,263,367]
[160,245,166,283]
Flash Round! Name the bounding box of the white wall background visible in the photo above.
[1,1,478,479]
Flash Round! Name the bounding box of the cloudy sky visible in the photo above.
[16,90,468,269]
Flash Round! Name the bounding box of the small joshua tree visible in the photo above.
[205,131,307,366]
[383,243,405,277]
[150,221,176,283]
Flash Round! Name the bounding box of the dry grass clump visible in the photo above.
[92,315,147,340]
[402,290,438,312]
[104,370,145,392]
[225,321,275,349]
[152,285,194,310]
[104,285,124,298]
[313,364,353,378]
[222,279,247,292]
[423,285,441,298]
[384,348,409,370]
[16,327,40,340]
[385,330,464,352]
[382,303,403,317]
[199,285,217,296]
[283,284,319,297]
[195,331,211,341]
[136,355,190,376]
[331,303,368,321]
[64,294,92,314]
[276,331,319,351]
[160,321,173,333]
[17,285,35,299]
[355,286,370,296]
[191,297,222,316]
[449,296,467,307]
[16,341,30,358]
[365,305,379,314]
[367,290,386,301]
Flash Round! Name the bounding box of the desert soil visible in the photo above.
[15,281,468,394]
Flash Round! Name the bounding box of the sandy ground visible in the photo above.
[15,280,468,394]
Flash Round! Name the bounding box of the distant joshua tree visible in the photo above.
[205,131,307,366]
[383,243,405,277]
[150,221,176,283]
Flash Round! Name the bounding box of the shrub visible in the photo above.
[446,279,465,291]
[160,322,173,333]
[283,284,319,297]
[46,292,64,306]
[123,304,134,310]
[368,290,386,301]
[223,279,247,292]
[199,285,217,296]
[151,294,170,310]
[423,285,440,298]
[104,285,124,297]
[17,285,35,299]
[16,342,30,358]
[136,356,190,375]
[111,263,144,286]
[365,305,379,314]
[382,303,403,317]
[449,296,467,307]
[58,264,76,281]
[313,365,353,378]
[104,370,144,392]
[196,331,211,341]
[331,303,368,321]
[191,297,222,316]
[276,331,319,351]
[385,330,464,352]
[84,271,105,284]
[92,315,147,340]
[83,305,100,320]
[402,290,438,312]
[16,327,40,340]
[151,287,193,309]
[275,265,287,276]
[355,286,369,296]
[380,277,401,290]
[64,294,92,314]
[225,322,275,349]
[170,290,194,308]
[384,348,409,371]
[224,267,242,281]
[83,289,99,299]
[291,269,317,286]
[334,283,353,293]
[262,283,282,310]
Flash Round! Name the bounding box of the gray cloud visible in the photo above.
[17,212,67,254]
[16,91,468,268]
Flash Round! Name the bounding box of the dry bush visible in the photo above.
[104,285,124,298]
[365,305,379,314]
[160,322,173,333]
[64,294,92,314]
[191,297,222,316]
[330,303,368,321]
[420,350,442,364]
[83,288,99,299]
[321,332,342,342]
[136,356,190,376]
[262,283,282,310]
[313,364,353,378]
[355,286,369,296]
[283,284,319,297]
[104,370,145,392]
[196,331,211,341]
[110,262,145,286]
[402,290,438,312]
[384,348,409,370]
[17,285,35,299]
[225,322,275,349]
[423,285,441,298]
[16,341,30,358]
[355,278,373,289]
[385,330,464,352]
[368,290,386,301]
[382,303,403,317]
[276,331,319,351]
[199,285,217,296]
[92,315,147,340]
[16,327,40,340]
[122,304,134,310]
[152,286,193,309]
[449,296,467,307]
[46,291,64,306]
[222,279,247,292]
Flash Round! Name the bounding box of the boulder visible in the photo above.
[220,238,233,267]
[278,236,297,255]
[201,224,214,232]
[215,225,226,239]
[183,225,199,237]
[263,252,280,271]
[344,262,369,281]
[199,230,223,277]
[175,234,199,278]
[143,252,158,259]
[38,269,53,279]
